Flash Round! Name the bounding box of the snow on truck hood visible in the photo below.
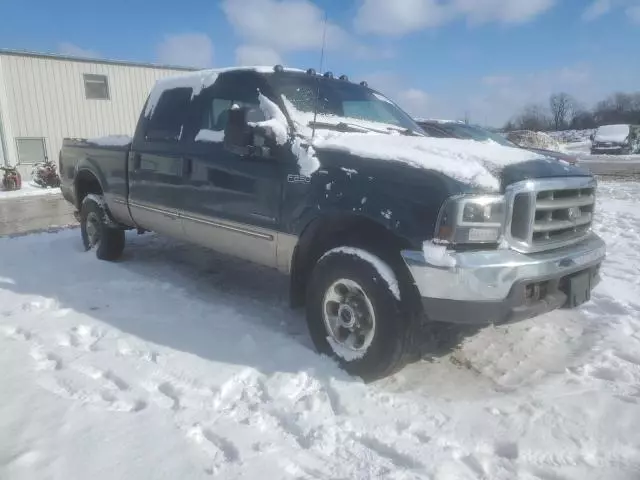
[594,124,630,143]
[311,133,547,191]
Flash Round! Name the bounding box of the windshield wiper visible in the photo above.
[308,121,388,134]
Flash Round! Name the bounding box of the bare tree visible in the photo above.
[511,104,551,131]
[549,93,574,131]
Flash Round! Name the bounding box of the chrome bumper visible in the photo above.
[401,233,606,325]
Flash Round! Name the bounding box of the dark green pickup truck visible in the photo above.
[60,65,606,380]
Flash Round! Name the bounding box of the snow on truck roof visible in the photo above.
[145,66,306,117]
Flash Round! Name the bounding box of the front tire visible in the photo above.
[306,247,415,381]
[80,195,125,261]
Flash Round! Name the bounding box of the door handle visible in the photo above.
[183,157,193,177]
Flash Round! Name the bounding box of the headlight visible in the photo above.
[435,195,505,244]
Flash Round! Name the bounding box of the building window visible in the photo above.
[83,74,110,100]
[15,138,47,165]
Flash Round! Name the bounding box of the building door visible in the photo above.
[16,137,48,165]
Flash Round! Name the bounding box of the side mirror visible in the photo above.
[224,106,251,151]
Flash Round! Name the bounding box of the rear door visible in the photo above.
[128,87,192,238]
[179,71,284,268]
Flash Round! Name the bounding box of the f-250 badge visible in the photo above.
[287,174,311,184]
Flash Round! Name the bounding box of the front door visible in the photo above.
[128,87,192,239]
[180,71,283,268]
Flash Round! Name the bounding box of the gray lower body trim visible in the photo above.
[181,213,274,240]
[126,200,297,272]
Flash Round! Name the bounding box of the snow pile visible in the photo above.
[506,130,563,152]
[252,93,289,146]
[2,181,640,479]
[86,135,132,147]
[422,241,458,268]
[0,182,61,200]
[322,246,401,301]
[594,124,630,143]
[194,129,224,143]
[291,137,319,177]
[548,129,596,144]
[313,134,546,191]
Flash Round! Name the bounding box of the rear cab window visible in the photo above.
[145,87,193,143]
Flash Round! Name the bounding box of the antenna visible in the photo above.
[311,11,328,139]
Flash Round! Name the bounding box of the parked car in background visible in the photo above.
[590,124,640,155]
[416,120,578,164]
[60,66,605,380]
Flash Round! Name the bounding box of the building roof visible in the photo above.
[0,48,196,72]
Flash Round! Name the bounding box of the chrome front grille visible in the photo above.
[506,177,596,253]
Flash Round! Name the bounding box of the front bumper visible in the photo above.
[591,145,629,155]
[402,233,606,325]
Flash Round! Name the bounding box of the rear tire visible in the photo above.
[306,247,415,382]
[80,195,125,261]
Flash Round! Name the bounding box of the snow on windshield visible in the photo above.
[313,133,546,191]
[281,95,412,138]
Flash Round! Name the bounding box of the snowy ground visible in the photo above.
[0,182,61,200]
[1,181,640,480]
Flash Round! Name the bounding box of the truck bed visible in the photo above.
[59,136,131,214]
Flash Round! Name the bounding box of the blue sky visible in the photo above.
[1,0,639,125]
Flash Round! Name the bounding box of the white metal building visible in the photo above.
[0,49,193,175]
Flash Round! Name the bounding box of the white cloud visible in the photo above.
[626,4,640,22]
[222,0,385,61]
[355,0,556,36]
[582,0,640,22]
[582,0,613,20]
[451,0,556,25]
[365,72,431,117]
[355,0,447,36]
[58,42,100,58]
[222,0,349,52]
[467,65,595,126]
[235,45,283,66]
[396,89,431,116]
[157,33,214,68]
[365,65,602,127]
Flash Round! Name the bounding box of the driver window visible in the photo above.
[199,72,267,134]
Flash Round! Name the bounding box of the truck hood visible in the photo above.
[311,132,588,193]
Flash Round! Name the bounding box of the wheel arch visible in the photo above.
[289,213,421,311]
[74,168,104,210]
